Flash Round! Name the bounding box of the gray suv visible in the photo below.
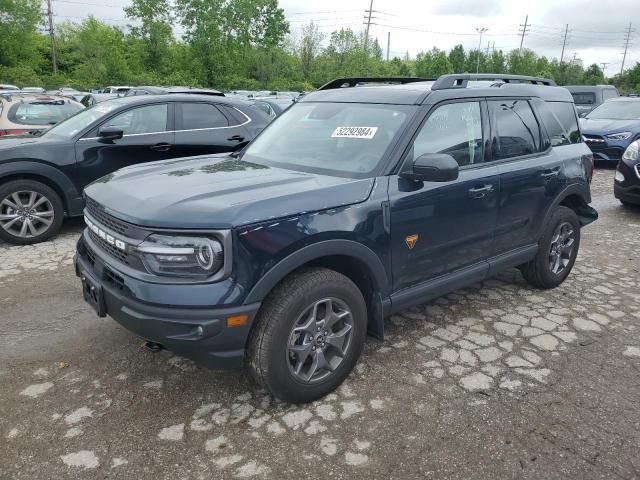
[565,85,619,117]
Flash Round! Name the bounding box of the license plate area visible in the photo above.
[81,271,106,317]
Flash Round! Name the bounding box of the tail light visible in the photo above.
[0,129,36,137]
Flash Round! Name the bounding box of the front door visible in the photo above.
[389,100,499,292]
[75,102,174,186]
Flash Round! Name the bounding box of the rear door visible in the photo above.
[75,102,174,186]
[388,99,499,291]
[490,98,566,256]
[173,102,250,157]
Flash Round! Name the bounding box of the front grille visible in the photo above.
[88,229,130,265]
[85,197,132,236]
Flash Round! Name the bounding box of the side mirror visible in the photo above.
[98,126,123,142]
[402,153,459,182]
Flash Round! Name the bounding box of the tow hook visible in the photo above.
[144,341,165,353]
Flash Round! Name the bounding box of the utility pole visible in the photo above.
[572,52,577,64]
[46,0,58,74]
[518,14,529,52]
[386,31,390,61]
[364,0,374,54]
[476,27,488,73]
[600,62,609,76]
[621,22,634,75]
[560,24,569,64]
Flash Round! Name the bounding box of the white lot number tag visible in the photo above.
[331,126,378,139]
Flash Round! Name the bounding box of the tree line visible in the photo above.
[1,0,639,93]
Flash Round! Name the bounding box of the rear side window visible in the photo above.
[602,88,618,100]
[8,101,83,126]
[179,103,228,130]
[489,99,540,160]
[571,92,596,105]
[537,101,581,146]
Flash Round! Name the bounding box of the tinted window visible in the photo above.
[180,103,228,130]
[253,101,275,118]
[7,101,83,126]
[571,92,596,105]
[102,104,167,135]
[413,102,483,167]
[547,102,580,144]
[490,100,540,160]
[218,105,245,126]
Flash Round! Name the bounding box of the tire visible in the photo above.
[0,180,64,245]
[247,267,367,403]
[520,206,580,289]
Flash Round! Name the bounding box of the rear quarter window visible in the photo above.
[534,100,581,147]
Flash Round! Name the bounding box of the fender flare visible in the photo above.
[0,161,82,215]
[541,183,597,233]
[244,239,390,304]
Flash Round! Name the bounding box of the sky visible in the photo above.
[52,0,640,77]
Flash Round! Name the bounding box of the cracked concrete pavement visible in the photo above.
[1,168,639,479]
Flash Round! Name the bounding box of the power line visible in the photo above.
[621,22,634,75]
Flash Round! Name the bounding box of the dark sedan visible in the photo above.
[614,140,640,206]
[0,94,271,244]
[580,97,640,164]
[250,96,295,118]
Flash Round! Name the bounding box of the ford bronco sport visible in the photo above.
[75,74,598,403]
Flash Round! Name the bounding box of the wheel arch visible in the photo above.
[0,161,82,215]
[542,184,598,233]
[244,240,391,341]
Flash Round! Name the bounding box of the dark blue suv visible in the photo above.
[75,74,598,403]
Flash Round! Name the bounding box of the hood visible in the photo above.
[0,134,56,158]
[84,156,375,229]
[580,118,640,134]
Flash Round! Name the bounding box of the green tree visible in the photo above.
[0,0,42,83]
[448,44,466,73]
[583,64,605,85]
[125,0,174,74]
[297,22,324,80]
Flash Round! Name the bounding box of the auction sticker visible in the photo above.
[331,126,378,139]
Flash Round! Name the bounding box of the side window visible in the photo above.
[102,104,168,135]
[412,101,483,167]
[218,105,246,126]
[602,88,618,101]
[537,101,581,146]
[253,102,275,118]
[489,99,540,160]
[179,103,228,130]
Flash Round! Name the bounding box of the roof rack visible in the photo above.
[318,77,436,91]
[431,74,556,90]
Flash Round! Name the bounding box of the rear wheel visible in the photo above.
[247,268,367,403]
[0,180,64,245]
[520,206,580,289]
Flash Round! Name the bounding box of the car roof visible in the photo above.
[301,81,573,105]
[607,96,640,102]
[98,93,251,107]
[0,93,82,104]
[564,85,616,92]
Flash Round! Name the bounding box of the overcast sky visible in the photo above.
[53,0,639,77]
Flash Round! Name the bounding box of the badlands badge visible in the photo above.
[405,234,419,250]
[331,126,378,139]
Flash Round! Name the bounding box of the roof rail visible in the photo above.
[318,77,436,90]
[431,74,556,90]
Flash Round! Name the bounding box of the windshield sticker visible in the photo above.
[331,126,378,139]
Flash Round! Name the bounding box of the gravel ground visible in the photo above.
[1,168,639,480]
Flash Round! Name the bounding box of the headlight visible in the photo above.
[614,170,625,182]
[136,234,224,278]
[605,132,632,141]
[622,140,639,162]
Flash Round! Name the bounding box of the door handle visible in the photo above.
[150,142,171,152]
[540,167,561,178]
[468,184,494,198]
[227,135,245,142]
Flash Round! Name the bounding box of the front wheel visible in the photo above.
[520,206,580,289]
[247,268,367,403]
[0,180,64,245]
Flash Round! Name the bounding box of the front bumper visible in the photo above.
[614,182,640,205]
[75,235,260,369]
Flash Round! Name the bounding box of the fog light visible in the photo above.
[196,326,204,337]
[615,170,625,182]
[227,315,249,328]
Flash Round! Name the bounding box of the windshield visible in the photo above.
[571,92,596,105]
[241,102,415,178]
[586,101,640,120]
[43,102,120,138]
[8,101,83,126]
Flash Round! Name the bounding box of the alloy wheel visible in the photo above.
[0,190,55,239]
[287,297,354,383]
[548,221,575,275]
